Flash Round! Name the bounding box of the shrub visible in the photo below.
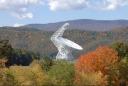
[0,40,12,59]
[111,42,128,59]
[47,60,75,86]
[3,63,49,86]
[74,72,107,86]
[39,56,53,72]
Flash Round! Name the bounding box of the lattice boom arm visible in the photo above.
[51,23,69,38]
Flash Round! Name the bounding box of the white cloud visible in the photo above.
[11,7,34,19]
[0,0,43,19]
[13,23,24,27]
[0,0,128,19]
[12,12,33,19]
[48,0,128,11]
[105,0,128,10]
[48,0,87,11]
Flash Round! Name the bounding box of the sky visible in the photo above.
[0,0,128,27]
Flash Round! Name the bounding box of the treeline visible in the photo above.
[0,27,128,58]
[0,40,40,67]
[0,40,128,86]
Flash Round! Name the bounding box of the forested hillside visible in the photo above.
[0,26,128,59]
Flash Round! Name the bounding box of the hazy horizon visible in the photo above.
[1,18,128,27]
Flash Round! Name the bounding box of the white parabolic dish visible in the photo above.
[58,37,83,50]
[51,23,83,60]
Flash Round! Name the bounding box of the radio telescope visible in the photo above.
[51,23,83,60]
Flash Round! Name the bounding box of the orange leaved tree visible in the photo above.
[75,46,119,86]
[76,46,118,74]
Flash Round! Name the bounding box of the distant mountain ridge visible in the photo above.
[0,19,128,59]
[25,19,128,31]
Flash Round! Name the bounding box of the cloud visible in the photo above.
[105,0,128,10]
[12,12,33,19]
[48,0,128,11]
[0,0,43,19]
[48,0,87,11]
[0,0,128,19]
[11,8,34,19]
[13,23,24,27]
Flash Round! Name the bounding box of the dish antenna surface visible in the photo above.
[51,23,83,60]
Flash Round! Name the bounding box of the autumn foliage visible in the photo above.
[1,42,128,86]
[75,46,119,86]
[76,46,118,74]
[1,62,49,86]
